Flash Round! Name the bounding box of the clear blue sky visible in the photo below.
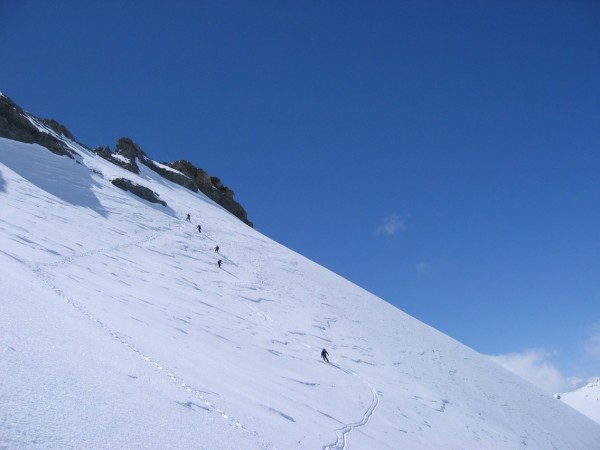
[2,0,599,383]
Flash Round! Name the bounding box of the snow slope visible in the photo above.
[561,379,600,425]
[1,135,600,449]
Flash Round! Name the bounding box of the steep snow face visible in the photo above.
[1,136,600,450]
[561,379,600,425]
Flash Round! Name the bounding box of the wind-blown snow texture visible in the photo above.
[1,132,599,449]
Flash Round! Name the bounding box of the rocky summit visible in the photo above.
[0,93,252,227]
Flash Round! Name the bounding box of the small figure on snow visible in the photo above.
[197,224,202,233]
[214,245,220,253]
[321,348,329,363]
[217,259,222,268]
[185,213,191,222]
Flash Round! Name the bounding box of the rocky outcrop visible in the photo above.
[93,140,252,226]
[169,160,213,192]
[95,142,139,174]
[40,118,75,141]
[1,94,253,226]
[111,178,167,206]
[169,161,253,227]
[139,156,197,192]
[0,94,76,158]
[99,138,195,191]
[208,176,252,227]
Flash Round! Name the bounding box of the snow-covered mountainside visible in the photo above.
[1,127,600,449]
[561,379,600,425]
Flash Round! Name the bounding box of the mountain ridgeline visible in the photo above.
[0,93,252,227]
[2,92,600,449]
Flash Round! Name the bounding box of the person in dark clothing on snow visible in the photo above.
[186,214,191,222]
[217,259,222,268]
[197,224,202,233]
[214,245,220,253]
[321,348,329,363]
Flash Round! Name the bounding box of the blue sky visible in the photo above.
[1,0,599,386]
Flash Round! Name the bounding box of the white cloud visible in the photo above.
[376,214,405,236]
[487,349,584,394]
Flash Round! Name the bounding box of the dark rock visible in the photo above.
[110,138,197,192]
[145,160,198,191]
[111,139,197,194]
[169,160,213,192]
[111,177,167,206]
[111,137,142,174]
[210,176,225,190]
[94,143,139,174]
[1,94,252,226]
[170,161,253,227]
[115,137,147,160]
[94,145,112,160]
[39,118,75,141]
[0,94,75,158]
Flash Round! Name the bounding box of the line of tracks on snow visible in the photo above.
[23,220,274,450]
[320,365,380,450]
[25,218,381,450]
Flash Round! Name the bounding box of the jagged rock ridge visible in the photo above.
[0,94,79,158]
[0,93,252,226]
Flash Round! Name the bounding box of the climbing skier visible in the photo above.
[217,259,222,268]
[197,224,202,233]
[321,348,329,363]
[185,213,191,222]
[214,245,220,253]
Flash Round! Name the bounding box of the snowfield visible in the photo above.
[1,135,600,449]
[561,379,600,426]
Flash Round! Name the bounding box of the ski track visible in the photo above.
[321,366,380,450]
[22,216,381,450]
[317,319,380,449]
[22,221,275,450]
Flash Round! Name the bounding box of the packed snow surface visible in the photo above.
[1,135,600,449]
[562,379,600,425]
